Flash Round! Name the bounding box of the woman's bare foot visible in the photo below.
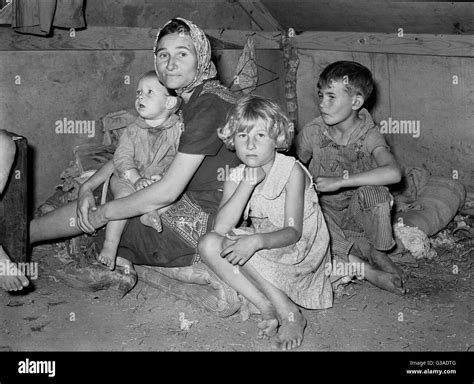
[115,256,135,275]
[274,309,307,351]
[257,305,279,338]
[0,246,29,292]
[98,239,119,270]
[140,212,163,232]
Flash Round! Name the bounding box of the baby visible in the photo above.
[98,70,183,270]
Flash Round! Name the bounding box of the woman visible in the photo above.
[31,18,239,273]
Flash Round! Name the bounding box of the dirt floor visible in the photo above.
[1,238,472,352]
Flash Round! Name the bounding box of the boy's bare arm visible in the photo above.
[316,146,402,192]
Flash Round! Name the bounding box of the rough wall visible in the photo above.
[297,50,474,192]
[0,48,285,209]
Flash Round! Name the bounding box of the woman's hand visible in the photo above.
[220,233,262,266]
[315,176,343,192]
[77,185,97,234]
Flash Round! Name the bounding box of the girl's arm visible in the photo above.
[87,152,205,228]
[214,180,253,236]
[221,164,305,266]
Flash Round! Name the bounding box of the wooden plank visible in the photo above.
[0,26,472,57]
[237,0,284,31]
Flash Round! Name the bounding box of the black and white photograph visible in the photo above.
[0,0,473,378]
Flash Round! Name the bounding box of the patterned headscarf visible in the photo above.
[154,17,217,95]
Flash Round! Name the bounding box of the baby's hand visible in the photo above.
[134,177,154,191]
[315,176,343,192]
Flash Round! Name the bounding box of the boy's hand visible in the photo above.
[315,176,343,192]
[134,177,154,190]
[220,233,262,266]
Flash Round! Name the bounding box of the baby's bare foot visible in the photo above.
[140,212,163,232]
[0,247,29,292]
[274,309,307,351]
[98,240,118,270]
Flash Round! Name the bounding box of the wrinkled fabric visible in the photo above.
[12,0,84,36]
[154,17,217,95]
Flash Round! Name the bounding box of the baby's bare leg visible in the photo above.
[98,176,134,269]
[198,233,279,337]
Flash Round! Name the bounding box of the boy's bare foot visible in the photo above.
[98,239,119,270]
[140,212,163,232]
[371,249,408,283]
[257,306,279,338]
[274,309,307,351]
[0,246,29,292]
[368,269,406,295]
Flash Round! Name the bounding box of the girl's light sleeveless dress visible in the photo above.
[231,153,333,309]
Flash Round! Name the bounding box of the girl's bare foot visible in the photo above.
[0,247,29,292]
[371,249,408,283]
[98,239,118,270]
[257,306,279,338]
[274,309,307,351]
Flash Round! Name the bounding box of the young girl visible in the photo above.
[198,95,333,351]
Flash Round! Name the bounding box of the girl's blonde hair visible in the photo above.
[218,95,294,151]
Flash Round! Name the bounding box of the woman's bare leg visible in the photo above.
[29,201,83,244]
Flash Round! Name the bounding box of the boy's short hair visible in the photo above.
[318,61,374,101]
[218,95,293,151]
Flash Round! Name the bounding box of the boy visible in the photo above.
[98,70,183,271]
[296,61,406,295]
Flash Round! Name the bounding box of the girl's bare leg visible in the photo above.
[238,264,307,351]
[198,233,279,338]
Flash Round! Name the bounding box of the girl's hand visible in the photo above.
[315,176,343,192]
[244,166,266,186]
[77,186,97,234]
[220,233,262,266]
[134,177,154,190]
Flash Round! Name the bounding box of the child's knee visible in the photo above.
[197,232,222,259]
[355,186,392,209]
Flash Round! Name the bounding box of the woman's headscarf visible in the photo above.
[154,17,217,95]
